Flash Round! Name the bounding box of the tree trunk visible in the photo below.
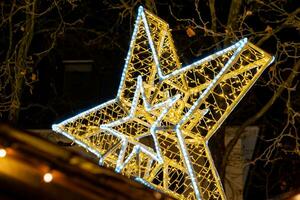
[8,0,36,123]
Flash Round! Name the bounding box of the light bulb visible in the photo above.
[43,172,53,183]
[0,149,6,158]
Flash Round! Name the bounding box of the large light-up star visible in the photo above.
[52,6,274,200]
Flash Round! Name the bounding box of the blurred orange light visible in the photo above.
[289,193,300,200]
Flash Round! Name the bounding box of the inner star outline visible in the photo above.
[100,76,180,171]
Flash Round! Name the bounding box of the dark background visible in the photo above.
[0,0,299,199]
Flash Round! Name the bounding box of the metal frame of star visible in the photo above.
[100,76,180,173]
[115,7,249,199]
[52,6,249,148]
[52,6,274,200]
[117,6,249,95]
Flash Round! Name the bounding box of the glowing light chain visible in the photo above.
[52,6,274,200]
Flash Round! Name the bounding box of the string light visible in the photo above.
[52,6,273,200]
[43,172,53,183]
[0,148,7,158]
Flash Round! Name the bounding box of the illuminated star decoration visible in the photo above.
[100,76,180,172]
[52,6,274,200]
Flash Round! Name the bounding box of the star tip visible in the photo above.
[137,75,143,82]
[51,124,59,131]
[100,124,104,128]
[270,56,276,63]
[138,6,144,12]
[115,167,122,173]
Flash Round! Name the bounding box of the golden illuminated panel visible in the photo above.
[52,6,273,200]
